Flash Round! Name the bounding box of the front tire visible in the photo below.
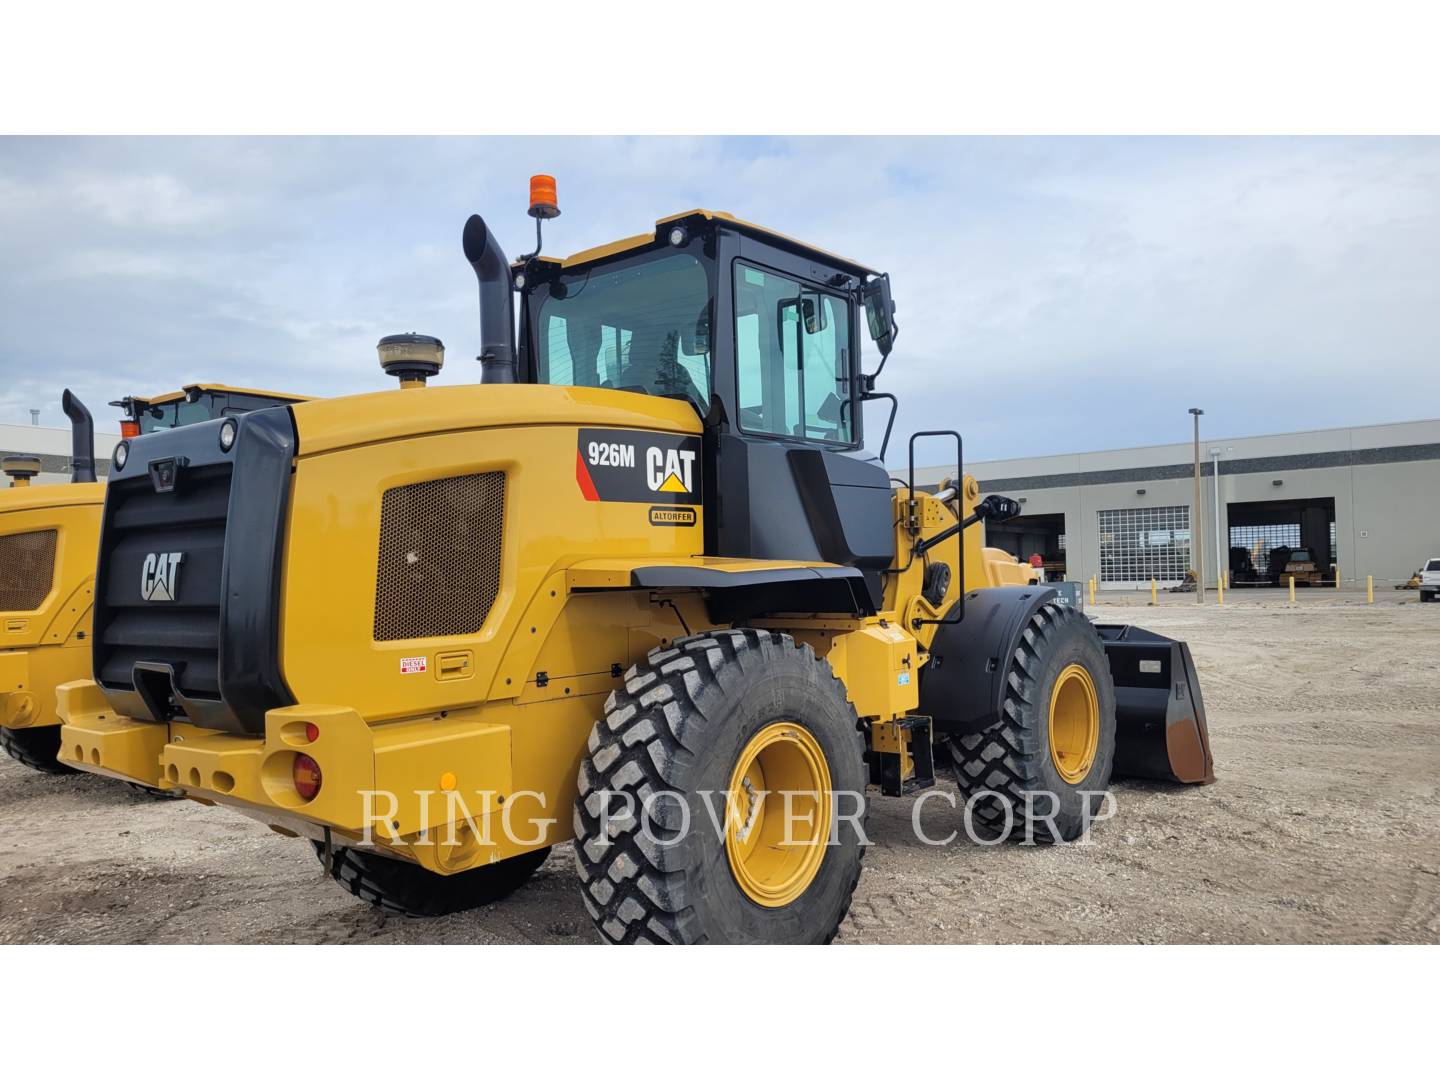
[574,629,867,944]
[947,603,1117,842]
[315,842,548,917]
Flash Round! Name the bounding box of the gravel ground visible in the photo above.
[2,589,1436,944]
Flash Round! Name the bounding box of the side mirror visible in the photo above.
[977,494,1022,523]
[861,273,895,356]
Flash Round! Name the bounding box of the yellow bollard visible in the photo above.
[1288,575,1296,604]
[1150,578,1157,606]
[1218,572,1224,606]
[1335,566,1341,590]
[1089,577,1096,606]
[1367,575,1374,604]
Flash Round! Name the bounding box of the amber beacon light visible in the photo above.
[528,174,560,219]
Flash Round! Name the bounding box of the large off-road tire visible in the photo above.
[946,602,1117,843]
[315,842,549,918]
[0,724,75,775]
[574,629,867,945]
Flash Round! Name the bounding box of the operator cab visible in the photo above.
[111,384,311,438]
[513,210,898,591]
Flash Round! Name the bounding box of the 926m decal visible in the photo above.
[576,429,701,505]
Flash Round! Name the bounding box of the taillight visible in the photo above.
[293,754,322,800]
[304,722,320,743]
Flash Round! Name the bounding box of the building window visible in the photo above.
[1329,521,1337,563]
[1058,534,1067,552]
[1229,523,1301,575]
[1097,506,1191,585]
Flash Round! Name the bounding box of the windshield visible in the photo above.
[1426,560,1440,572]
[137,390,294,433]
[138,398,212,433]
[532,252,711,411]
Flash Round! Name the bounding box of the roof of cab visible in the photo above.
[130,384,311,407]
[517,209,880,278]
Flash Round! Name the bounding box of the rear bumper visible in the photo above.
[57,681,530,868]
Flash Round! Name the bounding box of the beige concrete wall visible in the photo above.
[902,416,1440,588]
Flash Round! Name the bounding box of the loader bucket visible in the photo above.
[1094,624,1215,784]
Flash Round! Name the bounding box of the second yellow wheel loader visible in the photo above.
[58,183,1213,943]
[0,385,306,782]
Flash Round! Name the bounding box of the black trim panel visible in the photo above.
[218,406,297,732]
[625,563,875,622]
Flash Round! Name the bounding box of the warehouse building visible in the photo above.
[908,417,1440,589]
[1,420,118,485]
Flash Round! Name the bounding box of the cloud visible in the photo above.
[0,137,1436,465]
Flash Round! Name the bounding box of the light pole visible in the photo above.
[1210,447,1225,589]
[1189,408,1204,602]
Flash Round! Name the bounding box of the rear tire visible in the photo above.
[1422,591,1434,603]
[0,725,74,775]
[574,629,867,944]
[315,842,549,917]
[946,603,1117,843]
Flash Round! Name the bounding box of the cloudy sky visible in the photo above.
[1,136,1436,465]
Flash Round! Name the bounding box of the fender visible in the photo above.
[566,557,875,622]
[919,584,1059,736]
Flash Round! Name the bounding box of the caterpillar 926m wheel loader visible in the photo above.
[1,385,306,782]
[57,179,1213,943]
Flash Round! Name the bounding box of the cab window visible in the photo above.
[733,262,852,443]
[534,252,712,411]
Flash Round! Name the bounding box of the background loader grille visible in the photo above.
[374,471,505,641]
[0,530,58,612]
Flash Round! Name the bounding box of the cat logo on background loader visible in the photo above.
[140,551,185,602]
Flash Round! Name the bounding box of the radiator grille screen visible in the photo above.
[374,472,505,642]
[0,529,58,612]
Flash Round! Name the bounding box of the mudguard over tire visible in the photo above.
[315,842,548,918]
[946,602,1118,842]
[0,724,75,776]
[574,629,867,944]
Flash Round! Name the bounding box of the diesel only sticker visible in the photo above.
[399,656,428,674]
[576,429,702,505]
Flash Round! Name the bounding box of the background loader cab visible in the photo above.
[0,385,305,778]
[59,185,1213,945]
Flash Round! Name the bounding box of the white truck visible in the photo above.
[1422,558,1440,603]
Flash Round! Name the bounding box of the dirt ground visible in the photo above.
[2,588,1437,944]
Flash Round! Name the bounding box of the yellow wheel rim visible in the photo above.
[725,723,833,908]
[1048,663,1100,784]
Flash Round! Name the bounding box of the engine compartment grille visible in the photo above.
[374,472,505,642]
[95,462,232,701]
[0,529,58,612]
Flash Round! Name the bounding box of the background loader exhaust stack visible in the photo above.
[61,389,96,483]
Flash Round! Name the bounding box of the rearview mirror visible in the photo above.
[977,494,1022,523]
[861,273,895,356]
[800,293,828,334]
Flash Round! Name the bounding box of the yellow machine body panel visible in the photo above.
[0,481,103,731]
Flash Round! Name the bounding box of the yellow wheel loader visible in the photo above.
[57,183,1213,943]
[0,385,305,783]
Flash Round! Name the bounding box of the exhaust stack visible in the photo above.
[61,389,96,484]
[461,214,517,384]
